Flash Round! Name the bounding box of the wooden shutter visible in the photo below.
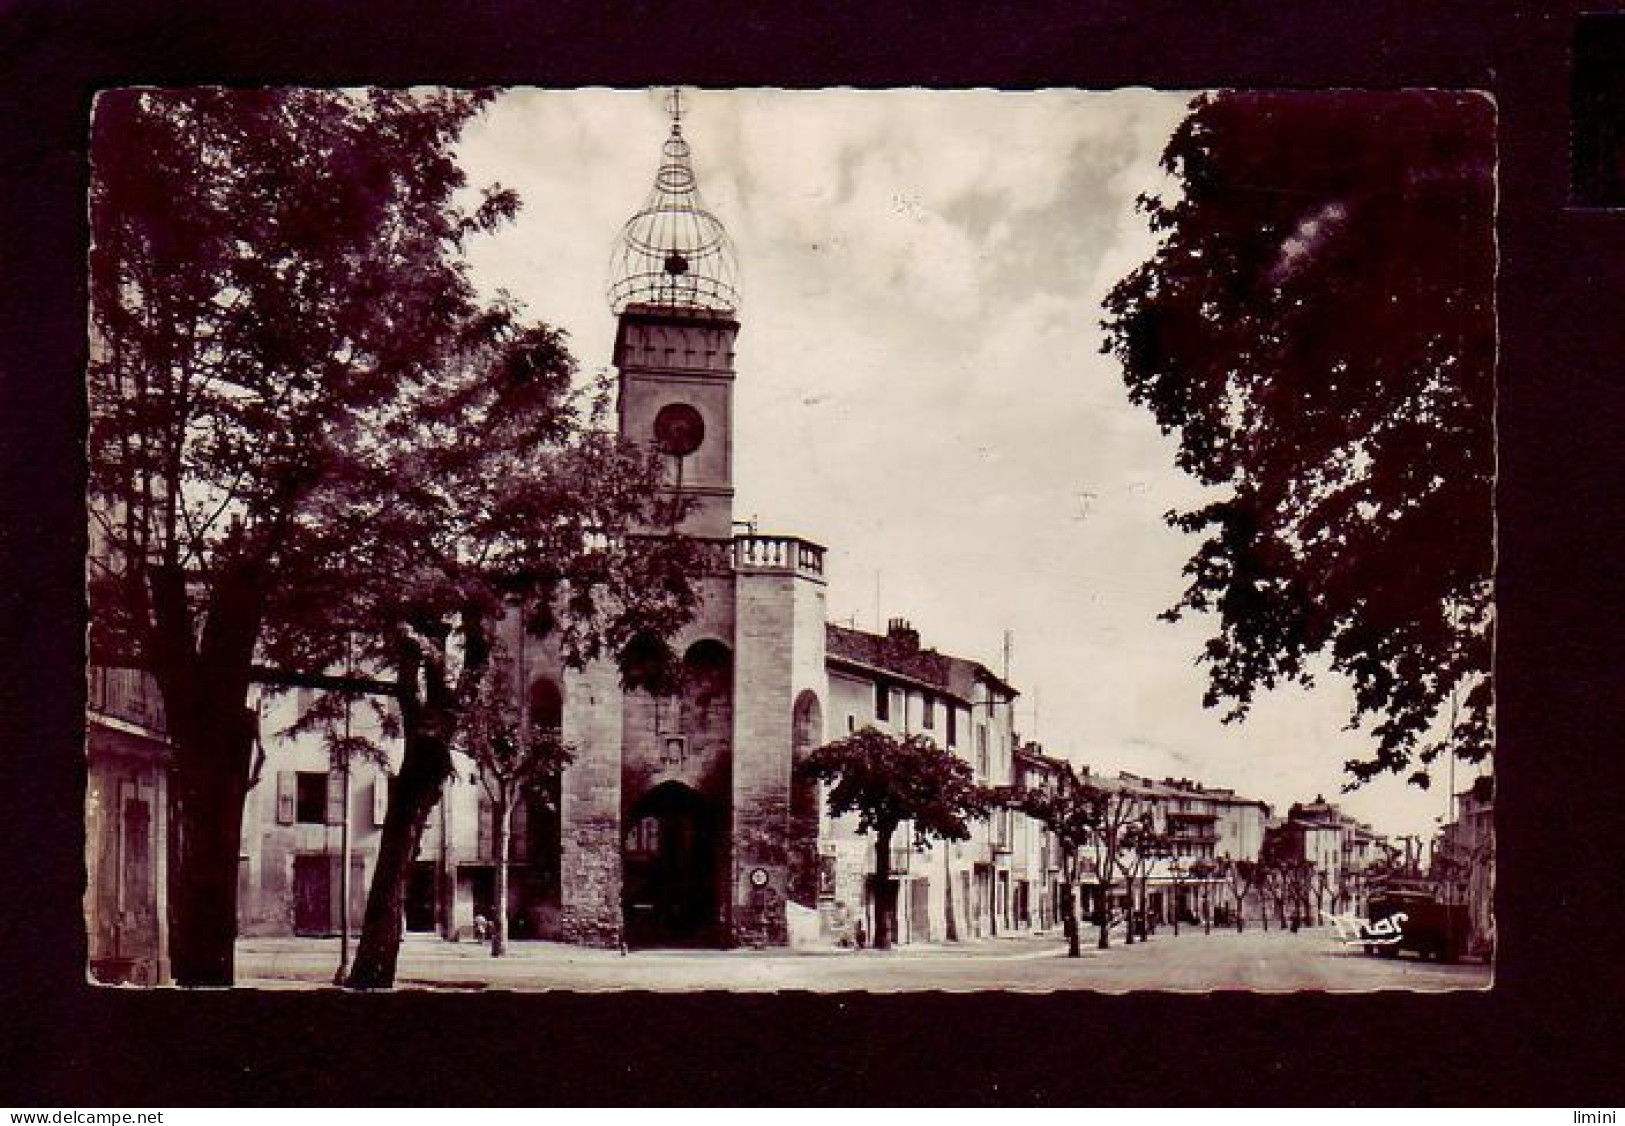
[326,771,346,825]
[372,775,389,827]
[476,794,493,861]
[275,771,295,825]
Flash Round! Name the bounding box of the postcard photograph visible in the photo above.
[84,86,1495,993]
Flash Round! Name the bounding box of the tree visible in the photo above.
[1218,855,1259,932]
[461,645,573,958]
[797,729,990,951]
[262,329,704,989]
[1101,92,1495,787]
[1079,782,1144,950]
[1114,813,1158,943]
[1009,765,1105,957]
[88,88,518,985]
[1257,830,1306,930]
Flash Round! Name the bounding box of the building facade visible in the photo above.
[85,666,171,984]
[1436,775,1494,957]
[819,619,1022,945]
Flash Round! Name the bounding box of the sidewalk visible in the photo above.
[236,927,1074,987]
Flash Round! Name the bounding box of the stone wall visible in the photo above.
[558,659,625,947]
[730,572,794,946]
[729,571,827,946]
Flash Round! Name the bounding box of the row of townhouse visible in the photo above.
[1055,772,1274,931]
[1260,797,1389,924]
[820,619,1034,945]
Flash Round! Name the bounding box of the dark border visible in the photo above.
[3,0,1623,1107]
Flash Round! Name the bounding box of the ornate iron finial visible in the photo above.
[607,87,740,314]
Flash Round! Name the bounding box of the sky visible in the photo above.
[454,88,1486,842]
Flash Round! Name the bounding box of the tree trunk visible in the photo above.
[348,612,488,989]
[150,557,264,987]
[346,727,451,989]
[166,710,254,986]
[872,826,895,951]
[491,791,511,957]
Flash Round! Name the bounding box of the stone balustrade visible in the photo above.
[596,531,827,579]
[733,533,826,579]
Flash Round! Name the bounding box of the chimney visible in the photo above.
[886,617,919,653]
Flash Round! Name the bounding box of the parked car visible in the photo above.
[1365,889,1471,963]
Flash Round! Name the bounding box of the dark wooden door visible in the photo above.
[293,854,333,936]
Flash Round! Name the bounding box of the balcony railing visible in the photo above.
[733,534,826,580]
[625,532,826,579]
[87,666,167,735]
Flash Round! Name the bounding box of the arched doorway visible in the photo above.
[623,781,720,947]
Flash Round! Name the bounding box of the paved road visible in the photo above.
[236,925,1491,993]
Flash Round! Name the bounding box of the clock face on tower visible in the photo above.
[653,402,705,457]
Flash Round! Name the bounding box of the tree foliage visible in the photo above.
[1101,92,1496,786]
[258,295,703,987]
[89,88,515,651]
[87,87,518,985]
[799,728,989,846]
[798,728,990,950]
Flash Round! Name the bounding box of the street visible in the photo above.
[236,925,1492,993]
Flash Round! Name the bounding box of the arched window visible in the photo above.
[679,640,732,758]
[792,690,823,760]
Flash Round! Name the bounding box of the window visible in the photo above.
[626,815,660,858]
[976,725,989,776]
[874,680,890,722]
[295,771,329,824]
[847,714,856,733]
[947,704,958,747]
[923,694,935,730]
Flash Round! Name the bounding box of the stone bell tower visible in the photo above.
[558,90,825,950]
[607,89,742,540]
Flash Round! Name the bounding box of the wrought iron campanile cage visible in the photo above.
[607,89,740,315]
